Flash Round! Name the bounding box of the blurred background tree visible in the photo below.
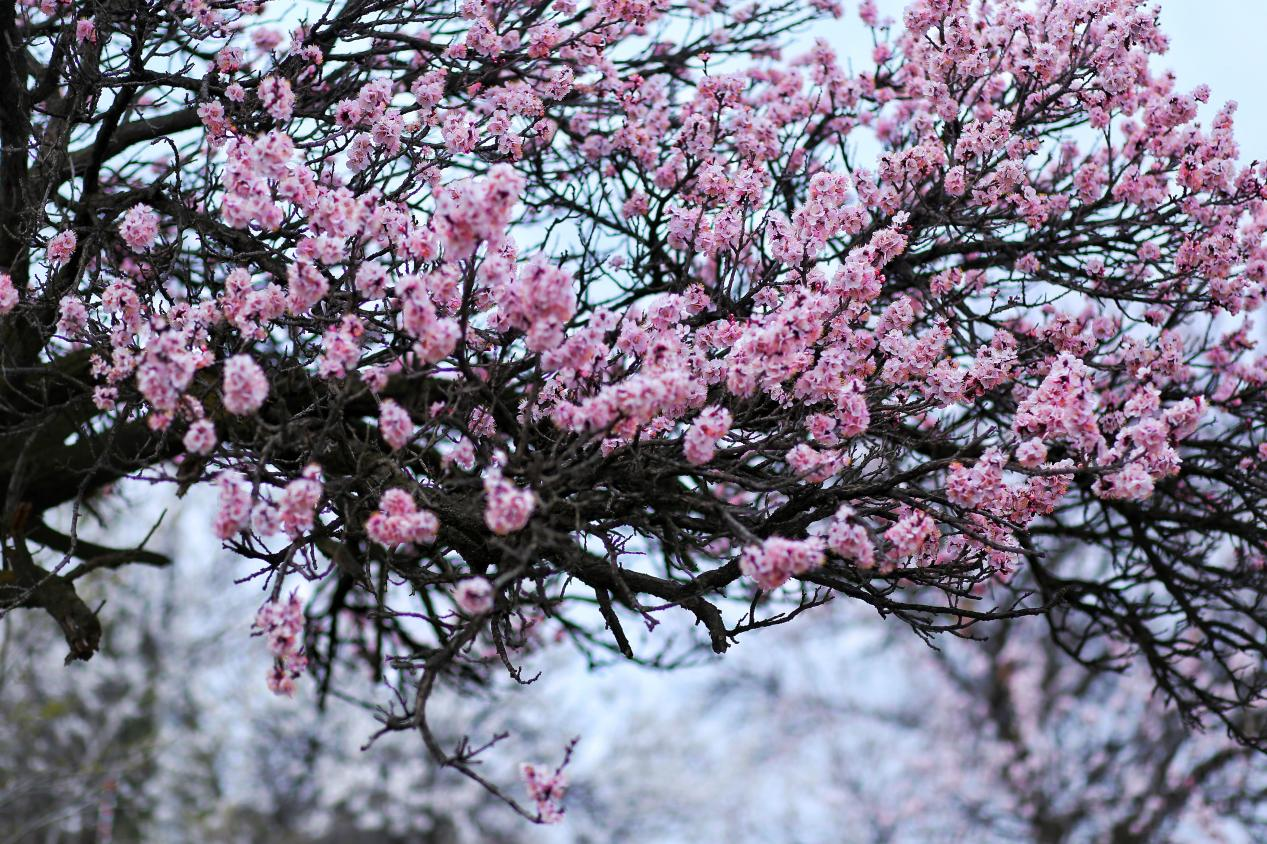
[3,487,1263,842]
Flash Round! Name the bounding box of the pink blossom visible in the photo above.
[1015,438,1048,468]
[826,506,875,568]
[684,405,732,465]
[222,354,269,415]
[316,314,363,378]
[215,47,244,74]
[836,387,871,438]
[521,763,567,824]
[253,592,308,696]
[441,110,479,153]
[885,509,938,559]
[396,274,460,362]
[453,577,494,614]
[410,69,445,108]
[285,258,328,313]
[1096,463,1155,501]
[739,536,826,591]
[0,273,18,314]
[483,470,535,535]
[259,76,295,121]
[370,109,404,154]
[1013,353,1104,454]
[945,449,1009,510]
[118,204,160,252]
[47,230,77,265]
[183,419,218,455]
[214,471,252,539]
[74,18,96,43]
[57,296,88,336]
[252,28,284,51]
[379,399,414,450]
[135,330,199,415]
[434,164,524,260]
[491,254,576,351]
[278,464,323,537]
[366,488,439,546]
[443,437,477,471]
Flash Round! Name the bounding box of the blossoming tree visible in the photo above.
[3,0,1267,820]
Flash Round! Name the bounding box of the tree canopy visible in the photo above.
[2,0,1267,820]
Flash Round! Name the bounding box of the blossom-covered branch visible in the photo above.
[2,0,1267,818]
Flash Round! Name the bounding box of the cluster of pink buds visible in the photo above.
[452,576,494,614]
[739,536,827,591]
[365,488,439,546]
[683,405,732,465]
[378,399,414,450]
[118,203,160,252]
[521,761,568,824]
[483,468,535,535]
[253,591,308,696]
[222,354,269,415]
[0,273,16,314]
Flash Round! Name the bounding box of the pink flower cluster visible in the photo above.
[1095,397,1203,501]
[434,164,524,260]
[379,399,414,450]
[365,488,439,546]
[489,254,577,352]
[555,340,706,441]
[945,449,1009,510]
[135,329,201,421]
[1015,438,1048,468]
[57,296,90,338]
[884,509,939,560]
[483,469,535,535]
[183,419,217,455]
[684,406,732,465]
[277,464,323,537]
[0,273,16,314]
[317,314,364,378]
[521,763,567,824]
[786,443,847,483]
[396,273,461,363]
[220,133,299,231]
[826,506,875,568]
[258,75,295,121]
[118,204,160,252]
[253,592,308,697]
[1013,353,1104,455]
[739,536,826,591]
[47,230,76,265]
[453,577,494,614]
[222,354,269,415]
[220,267,286,341]
[214,471,252,539]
